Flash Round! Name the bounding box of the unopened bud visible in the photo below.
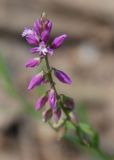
[41,12,47,21]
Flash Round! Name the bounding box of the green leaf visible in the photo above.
[66,121,75,130]
[92,132,99,148]
[63,134,80,146]
[79,123,94,136]
[79,123,99,148]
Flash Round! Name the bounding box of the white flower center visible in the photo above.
[39,42,48,55]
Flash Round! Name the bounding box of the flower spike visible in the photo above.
[23,12,75,127]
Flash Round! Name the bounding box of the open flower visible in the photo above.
[22,27,39,45]
[22,27,34,37]
[30,41,53,56]
[28,71,45,90]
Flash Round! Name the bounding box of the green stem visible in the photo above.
[45,55,57,95]
[92,147,111,160]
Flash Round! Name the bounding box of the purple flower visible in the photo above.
[22,27,39,45]
[46,21,52,32]
[30,42,53,56]
[28,71,45,90]
[54,69,72,84]
[51,34,67,49]
[33,19,42,34]
[48,89,57,109]
[41,30,50,43]
[35,95,48,110]
[26,35,39,45]
[33,19,52,35]
[52,108,61,123]
[42,109,52,122]
[25,57,41,68]
[46,47,54,56]
[22,27,34,37]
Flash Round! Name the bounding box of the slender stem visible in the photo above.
[45,55,57,95]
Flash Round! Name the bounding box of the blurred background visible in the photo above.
[0,0,114,159]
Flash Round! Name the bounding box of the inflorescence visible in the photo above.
[22,12,76,126]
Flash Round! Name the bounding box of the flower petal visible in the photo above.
[42,109,52,122]
[54,69,72,84]
[46,21,52,32]
[28,71,44,90]
[47,47,54,56]
[22,27,39,45]
[26,34,39,45]
[25,57,41,68]
[52,108,61,123]
[48,89,57,109]
[31,42,48,56]
[33,19,42,34]
[35,95,48,110]
[51,34,67,49]
[22,27,34,37]
[41,30,50,43]
[30,47,40,54]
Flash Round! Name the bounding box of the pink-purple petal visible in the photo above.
[41,30,50,43]
[46,21,52,32]
[30,47,40,54]
[52,108,61,123]
[28,71,44,90]
[48,89,57,109]
[47,47,54,56]
[54,69,72,84]
[42,109,52,122]
[33,19,42,34]
[25,58,41,68]
[22,27,34,37]
[26,34,39,45]
[35,95,48,110]
[51,34,67,49]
